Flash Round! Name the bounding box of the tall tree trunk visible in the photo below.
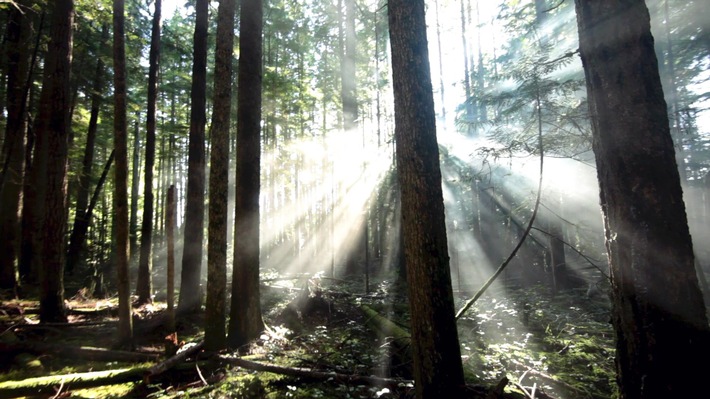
[66,23,108,275]
[17,11,44,283]
[113,0,133,344]
[136,0,162,306]
[574,1,710,398]
[459,0,472,133]
[228,0,265,349]
[32,0,74,323]
[166,184,176,332]
[0,1,32,290]
[178,0,209,314]
[387,0,465,397]
[546,202,568,294]
[340,0,364,277]
[205,0,234,352]
[475,0,487,123]
[433,0,446,123]
[341,0,357,129]
[129,120,140,259]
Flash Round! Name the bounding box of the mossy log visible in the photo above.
[359,304,410,341]
[217,355,410,387]
[359,304,412,378]
[217,356,530,399]
[0,366,149,399]
[0,341,204,399]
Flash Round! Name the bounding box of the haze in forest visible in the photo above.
[152,0,710,290]
[2,0,710,397]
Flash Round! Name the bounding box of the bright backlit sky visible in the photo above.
[162,0,185,17]
[156,0,708,136]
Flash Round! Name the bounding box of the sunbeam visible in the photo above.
[259,128,394,279]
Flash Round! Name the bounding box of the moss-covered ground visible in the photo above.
[0,273,615,398]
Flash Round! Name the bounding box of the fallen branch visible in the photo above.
[456,105,546,321]
[508,358,590,398]
[217,355,410,388]
[144,341,204,382]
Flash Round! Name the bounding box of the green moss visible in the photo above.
[68,382,138,398]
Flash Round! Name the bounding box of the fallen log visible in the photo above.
[359,304,412,378]
[0,342,206,399]
[217,355,531,399]
[0,366,149,399]
[359,305,410,341]
[217,355,410,388]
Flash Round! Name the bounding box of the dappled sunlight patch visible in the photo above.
[456,288,615,398]
[70,382,139,398]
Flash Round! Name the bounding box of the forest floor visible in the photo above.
[0,272,616,399]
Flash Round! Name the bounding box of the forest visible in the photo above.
[0,0,709,398]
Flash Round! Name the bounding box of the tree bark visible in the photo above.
[178,0,209,314]
[136,0,162,306]
[205,0,234,352]
[16,11,44,284]
[228,0,265,349]
[31,0,74,323]
[166,185,176,333]
[0,0,32,290]
[387,0,466,397]
[113,0,133,344]
[129,121,140,260]
[574,1,710,398]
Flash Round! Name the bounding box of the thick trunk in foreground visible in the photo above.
[228,0,265,349]
[574,1,710,398]
[204,0,234,352]
[34,0,74,323]
[387,0,465,397]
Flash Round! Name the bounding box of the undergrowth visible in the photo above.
[0,273,616,399]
